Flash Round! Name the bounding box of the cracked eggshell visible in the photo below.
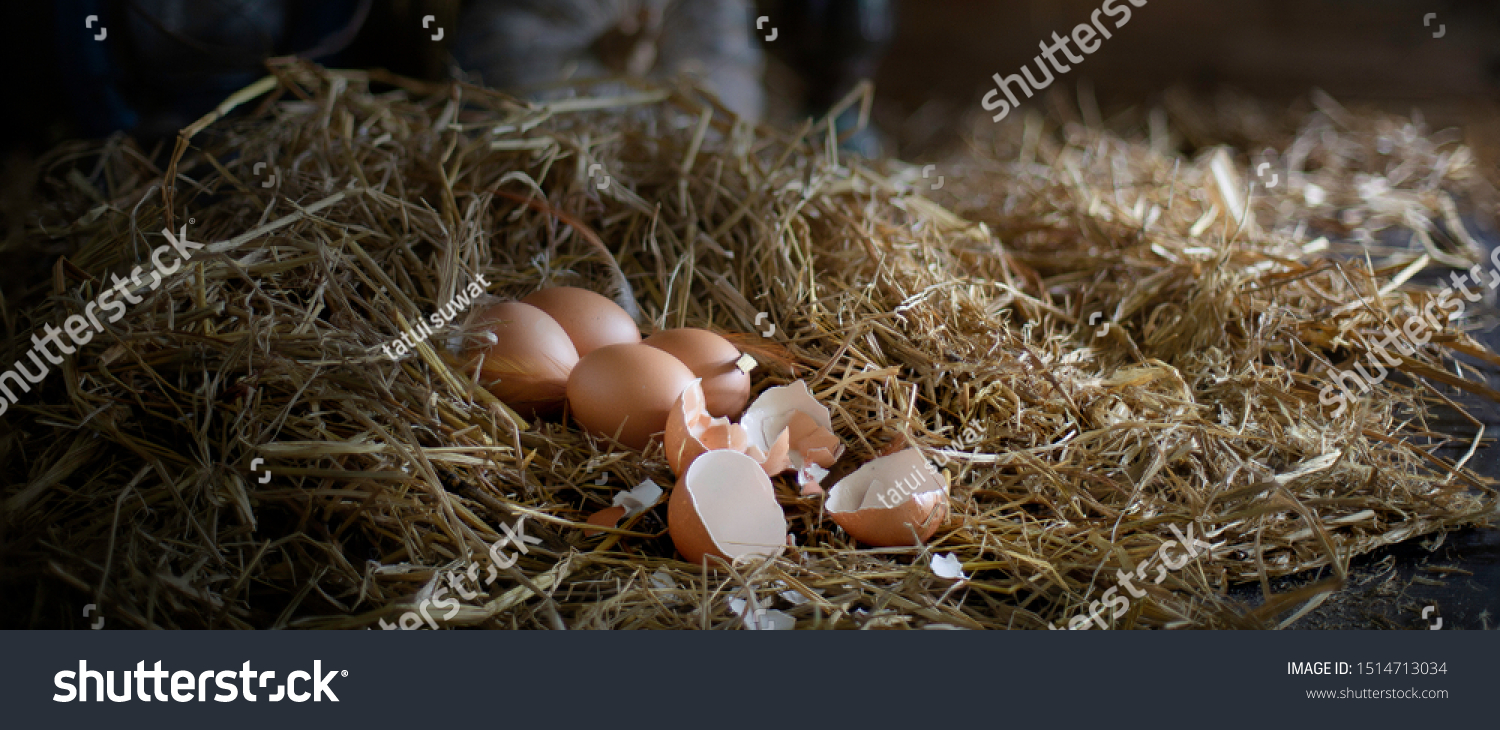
[663,379,758,476]
[668,450,787,566]
[470,302,579,416]
[741,381,842,476]
[522,286,641,356]
[567,343,697,450]
[643,328,751,418]
[827,447,950,547]
[783,410,842,470]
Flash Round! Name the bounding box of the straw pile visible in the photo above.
[2,61,1495,629]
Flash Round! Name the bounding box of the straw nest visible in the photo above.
[2,61,1495,629]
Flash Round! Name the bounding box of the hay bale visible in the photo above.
[0,60,1493,629]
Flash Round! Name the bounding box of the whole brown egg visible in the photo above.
[566,343,697,450]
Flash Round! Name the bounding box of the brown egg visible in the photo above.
[567,343,697,450]
[521,287,640,356]
[827,447,950,547]
[470,302,579,415]
[668,450,786,566]
[643,328,751,418]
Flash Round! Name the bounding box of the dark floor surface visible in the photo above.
[1267,248,1500,630]
[1272,364,1500,628]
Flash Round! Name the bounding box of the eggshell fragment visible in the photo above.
[612,478,663,517]
[469,302,579,415]
[797,463,829,496]
[522,286,641,356]
[668,450,787,566]
[584,506,628,536]
[567,343,697,450]
[827,447,950,547]
[741,381,842,478]
[664,378,844,479]
[783,409,842,471]
[643,328,751,418]
[583,478,664,536]
[663,379,761,476]
[931,553,968,581]
[729,597,796,630]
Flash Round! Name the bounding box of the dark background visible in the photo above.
[9,1,1500,157]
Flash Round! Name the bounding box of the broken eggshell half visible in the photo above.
[740,380,842,480]
[826,447,950,547]
[668,450,787,566]
[664,379,759,476]
[663,379,842,484]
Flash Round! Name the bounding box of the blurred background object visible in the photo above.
[11,0,1500,159]
[759,0,896,155]
[50,0,372,139]
[454,0,767,120]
